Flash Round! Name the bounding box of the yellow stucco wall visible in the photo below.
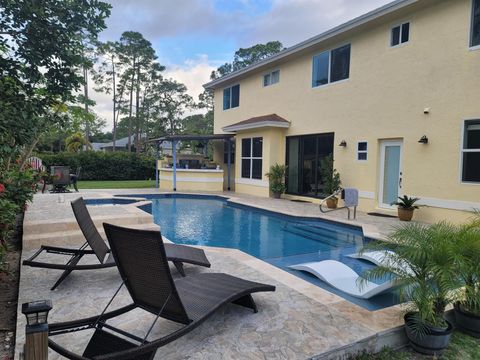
[158,169,224,192]
[212,0,480,223]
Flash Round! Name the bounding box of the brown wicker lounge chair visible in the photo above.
[23,197,211,290]
[47,223,275,360]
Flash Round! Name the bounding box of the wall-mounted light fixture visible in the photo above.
[418,135,429,144]
[338,140,347,147]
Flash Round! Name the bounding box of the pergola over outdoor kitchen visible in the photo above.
[150,134,235,191]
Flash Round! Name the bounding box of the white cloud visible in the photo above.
[163,54,216,102]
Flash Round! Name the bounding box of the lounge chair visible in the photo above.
[23,197,211,290]
[47,223,276,359]
[347,250,413,275]
[289,260,396,299]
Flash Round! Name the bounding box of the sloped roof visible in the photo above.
[222,114,290,132]
[204,0,420,90]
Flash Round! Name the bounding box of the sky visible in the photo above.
[93,0,393,131]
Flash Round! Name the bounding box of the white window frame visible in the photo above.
[263,70,280,87]
[460,119,480,185]
[312,43,351,88]
[357,141,368,162]
[222,84,240,111]
[390,22,410,47]
[470,0,480,50]
[241,137,263,180]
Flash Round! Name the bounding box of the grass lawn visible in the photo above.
[77,180,156,189]
[352,331,480,359]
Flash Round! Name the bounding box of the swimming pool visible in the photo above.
[126,194,398,310]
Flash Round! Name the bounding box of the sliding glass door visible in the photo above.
[286,133,334,198]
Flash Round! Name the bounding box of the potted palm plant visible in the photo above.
[392,195,420,221]
[320,155,341,209]
[360,222,454,355]
[451,214,480,337]
[265,164,286,199]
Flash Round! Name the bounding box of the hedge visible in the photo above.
[39,151,155,181]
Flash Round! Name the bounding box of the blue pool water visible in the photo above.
[123,194,398,310]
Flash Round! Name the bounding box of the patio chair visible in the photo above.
[23,197,211,290]
[47,223,276,360]
[50,166,71,193]
[70,166,81,192]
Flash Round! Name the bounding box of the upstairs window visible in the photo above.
[471,0,480,47]
[357,142,368,161]
[223,84,240,110]
[263,70,280,86]
[241,137,263,180]
[391,23,410,47]
[462,120,480,183]
[312,44,351,87]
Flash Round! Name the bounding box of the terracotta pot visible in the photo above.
[454,302,480,338]
[272,192,281,199]
[398,208,414,221]
[326,197,338,209]
[404,313,452,356]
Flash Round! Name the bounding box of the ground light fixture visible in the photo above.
[22,300,52,360]
[418,135,429,144]
[338,140,347,147]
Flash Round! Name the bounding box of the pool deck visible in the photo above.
[16,189,408,359]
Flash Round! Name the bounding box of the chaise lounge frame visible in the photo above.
[23,197,211,290]
[47,223,276,360]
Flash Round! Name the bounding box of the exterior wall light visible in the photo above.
[418,135,429,144]
[22,300,52,360]
[338,140,347,147]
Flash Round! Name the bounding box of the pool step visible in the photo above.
[283,224,363,248]
[23,222,160,251]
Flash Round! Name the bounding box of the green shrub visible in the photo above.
[0,198,18,247]
[38,151,155,181]
[0,165,39,209]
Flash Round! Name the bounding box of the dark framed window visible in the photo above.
[357,142,368,161]
[223,84,240,110]
[471,0,480,47]
[285,133,334,197]
[462,120,480,183]
[241,137,263,179]
[312,44,351,87]
[264,70,280,86]
[391,23,410,47]
[223,141,235,164]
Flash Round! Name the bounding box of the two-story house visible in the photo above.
[204,0,480,223]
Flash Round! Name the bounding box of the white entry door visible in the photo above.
[379,140,403,209]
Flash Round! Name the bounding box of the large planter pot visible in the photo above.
[326,197,338,209]
[398,208,414,221]
[272,192,282,199]
[454,302,480,338]
[404,313,453,355]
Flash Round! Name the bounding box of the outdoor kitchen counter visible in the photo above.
[158,168,225,191]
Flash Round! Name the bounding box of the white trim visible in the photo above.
[359,191,375,199]
[312,43,351,88]
[356,141,368,162]
[378,140,403,209]
[159,175,224,183]
[222,83,240,111]
[460,119,480,184]
[204,0,418,90]
[415,196,480,212]
[470,0,480,49]
[159,168,224,173]
[222,120,290,132]
[235,178,269,187]
[390,21,410,47]
[263,69,280,87]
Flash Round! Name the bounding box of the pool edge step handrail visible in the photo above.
[319,188,357,220]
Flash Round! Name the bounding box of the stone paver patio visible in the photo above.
[16,189,407,359]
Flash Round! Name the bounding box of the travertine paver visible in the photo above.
[16,189,406,359]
